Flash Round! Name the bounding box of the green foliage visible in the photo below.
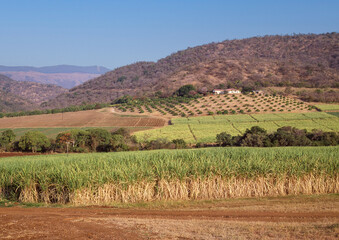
[172,139,187,149]
[86,128,111,151]
[18,131,51,153]
[175,84,196,97]
[216,132,232,146]
[0,130,15,150]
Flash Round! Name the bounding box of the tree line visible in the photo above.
[0,126,338,154]
[0,103,110,119]
[0,128,187,153]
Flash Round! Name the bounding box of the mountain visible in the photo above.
[44,33,339,108]
[0,74,68,112]
[0,65,110,89]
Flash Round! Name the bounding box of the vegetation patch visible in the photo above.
[135,112,339,144]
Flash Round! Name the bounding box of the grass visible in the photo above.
[0,146,338,204]
[327,112,339,118]
[315,104,339,111]
[135,112,339,144]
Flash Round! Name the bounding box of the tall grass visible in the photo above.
[0,146,338,204]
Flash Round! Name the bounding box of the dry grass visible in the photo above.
[16,175,338,205]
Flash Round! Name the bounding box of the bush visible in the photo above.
[0,130,16,151]
[144,138,174,150]
[175,85,196,97]
[172,139,187,149]
[216,132,233,146]
[270,126,312,146]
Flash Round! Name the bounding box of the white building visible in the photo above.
[225,88,241,94]
[212,89,225,95]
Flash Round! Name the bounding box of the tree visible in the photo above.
[18,131,51,153]
[240,126,271,147]
[0,130,16,151]
[56,129,90,152]
[86,128,111,151]
[270,126,312,146]
[175,85,196,97]
[216,132,233,146]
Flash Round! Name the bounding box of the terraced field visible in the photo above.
[135,112,339,144]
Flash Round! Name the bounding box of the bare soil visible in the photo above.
[1,195,338,239]
[0,152,41,158]
[0,108,166,128]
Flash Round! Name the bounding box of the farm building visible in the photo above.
[225,88,241,94]
[212,89,225,95]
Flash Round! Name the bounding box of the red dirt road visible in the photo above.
[1,195,338,239]
[0,152,41,158]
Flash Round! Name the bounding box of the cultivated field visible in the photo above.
[315,104,339,111]
[1,146,338,205]
[0,108,166,138]
[113,93,316,117]
[135,112,339,143]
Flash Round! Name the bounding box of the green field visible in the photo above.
[0,126,152,139]
[315,104,339,111]
[1,146,338,204]
[135,112,339,143]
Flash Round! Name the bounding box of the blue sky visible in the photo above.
[1,0,338,69]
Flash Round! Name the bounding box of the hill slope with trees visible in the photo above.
[42,33,339,108]
[0,65,111,89]
[0,74,68,112]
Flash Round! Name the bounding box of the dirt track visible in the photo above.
[1,195,338,239]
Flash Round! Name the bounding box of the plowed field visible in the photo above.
[0,108,166,128]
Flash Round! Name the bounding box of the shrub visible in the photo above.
[0,130,16,151]
[216,132,233,146]
[172,139,187,149]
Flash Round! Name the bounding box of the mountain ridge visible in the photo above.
[45,33,338,108]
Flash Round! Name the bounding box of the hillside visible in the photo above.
[45,33,339,108]
[0,65,110,88]
[0,74,68,111]
[0,89,36,112]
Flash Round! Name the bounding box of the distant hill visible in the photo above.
[0,74,68,112]
[0,65,110,88]
[44,33,338,108]
[0,65,110,74]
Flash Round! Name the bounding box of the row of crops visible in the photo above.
[134,112,339,144]
[113,93,316,117]
[1,146,338,204]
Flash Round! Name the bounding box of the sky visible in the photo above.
[1,0,338,69]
